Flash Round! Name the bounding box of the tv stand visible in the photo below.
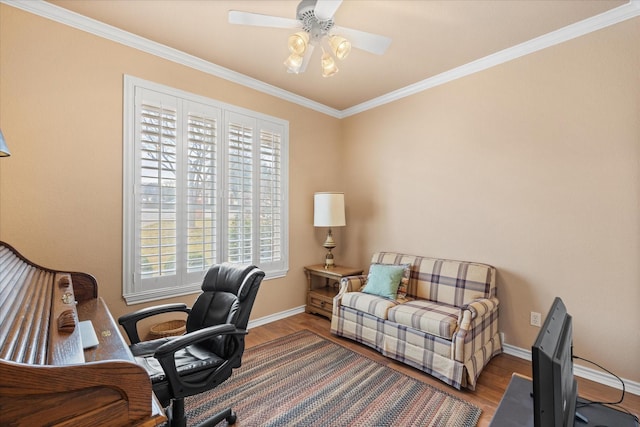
[489,374,638,427]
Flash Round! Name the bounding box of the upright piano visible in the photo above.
[0,241,166,426]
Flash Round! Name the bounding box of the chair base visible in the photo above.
[167,398,236,427]
[194,408,236,427]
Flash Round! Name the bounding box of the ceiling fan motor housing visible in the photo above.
[297,0,334,43]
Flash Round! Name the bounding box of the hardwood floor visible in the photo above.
[246,312,640,427]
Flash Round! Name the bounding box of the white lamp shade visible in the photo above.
[329,35,351,60]
[284,53,304,73]
[288,32,309,56]
[321,52,339,78]
[314,192,346,227]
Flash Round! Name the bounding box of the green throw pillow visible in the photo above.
[363,264,406,299]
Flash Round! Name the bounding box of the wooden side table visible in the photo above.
[304,264,363,319]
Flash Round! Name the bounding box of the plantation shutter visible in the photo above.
[124,76,288,304]
[226,113,254,264]
[135,89,179,291]
[224,113,286,271]
[133,90,222,293]
[259,126,282,264]
[183,101,221,284]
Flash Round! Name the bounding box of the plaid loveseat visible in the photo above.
[330,252,502,390]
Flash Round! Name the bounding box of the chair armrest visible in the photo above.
[118,303,191,345]
[153,324,247,399]
[154,324,240,356]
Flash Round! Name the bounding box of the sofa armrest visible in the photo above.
[332,275,367,316]
[453,297,500,362]
[340,274,368,293]
[460,297,499,325]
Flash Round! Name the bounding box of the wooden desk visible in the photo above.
[78,298,142,362]
[0,241,166,426]
[78,298,166,426]
[490,374,638,427]
[1,300,166,427]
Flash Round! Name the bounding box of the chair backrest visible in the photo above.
[187,263,265,357]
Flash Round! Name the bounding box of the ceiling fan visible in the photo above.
[228,0,392,77]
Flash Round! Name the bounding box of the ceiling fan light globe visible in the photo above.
[287,32,309,56]
[329,35,351,60]
[321,52,339,77]
[284,53,304,73]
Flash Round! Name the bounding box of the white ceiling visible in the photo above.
[38,0,632,113]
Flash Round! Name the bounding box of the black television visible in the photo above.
[532,297,578,427]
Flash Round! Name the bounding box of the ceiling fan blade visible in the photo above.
[228,10,302,29]
[314,0,343,21]
[332,26,392,55]
[299,44,315,73]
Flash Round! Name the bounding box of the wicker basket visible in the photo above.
[149,319,186,339]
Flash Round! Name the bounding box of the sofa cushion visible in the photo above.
[370,262,410,300]
[413,259,494,307]
[342,292,399,320]
[388,300,459,340]
[358,263,411,301]
[362,264,406,299]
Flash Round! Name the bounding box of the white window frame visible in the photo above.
[123,76,288,304]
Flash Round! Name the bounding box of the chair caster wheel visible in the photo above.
[226,411,237,425]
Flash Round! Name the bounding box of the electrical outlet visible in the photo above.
[530,311,542,327]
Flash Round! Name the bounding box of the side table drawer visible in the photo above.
[306,290,334,318]
[308,292,333,311]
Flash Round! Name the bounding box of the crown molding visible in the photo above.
[1,0,343,118]
[341,0,640,117]
[2,0,639,119]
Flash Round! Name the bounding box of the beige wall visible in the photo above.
[0,5,342,327]
[341,18,640,382]
[1,5,638,384]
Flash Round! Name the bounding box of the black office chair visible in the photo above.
[118,263,265,427]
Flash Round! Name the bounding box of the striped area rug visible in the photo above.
[176,330,481,426]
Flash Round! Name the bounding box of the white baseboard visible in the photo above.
[247,305,306,329]
[503,343,640,396]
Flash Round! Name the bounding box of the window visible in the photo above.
[123,76,288,304]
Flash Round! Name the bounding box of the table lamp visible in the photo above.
[314,192,346,269]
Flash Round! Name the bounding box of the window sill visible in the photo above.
[123,267,288,305]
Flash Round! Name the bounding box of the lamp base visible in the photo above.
[324,249,335,269]
[323,228,337,269]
